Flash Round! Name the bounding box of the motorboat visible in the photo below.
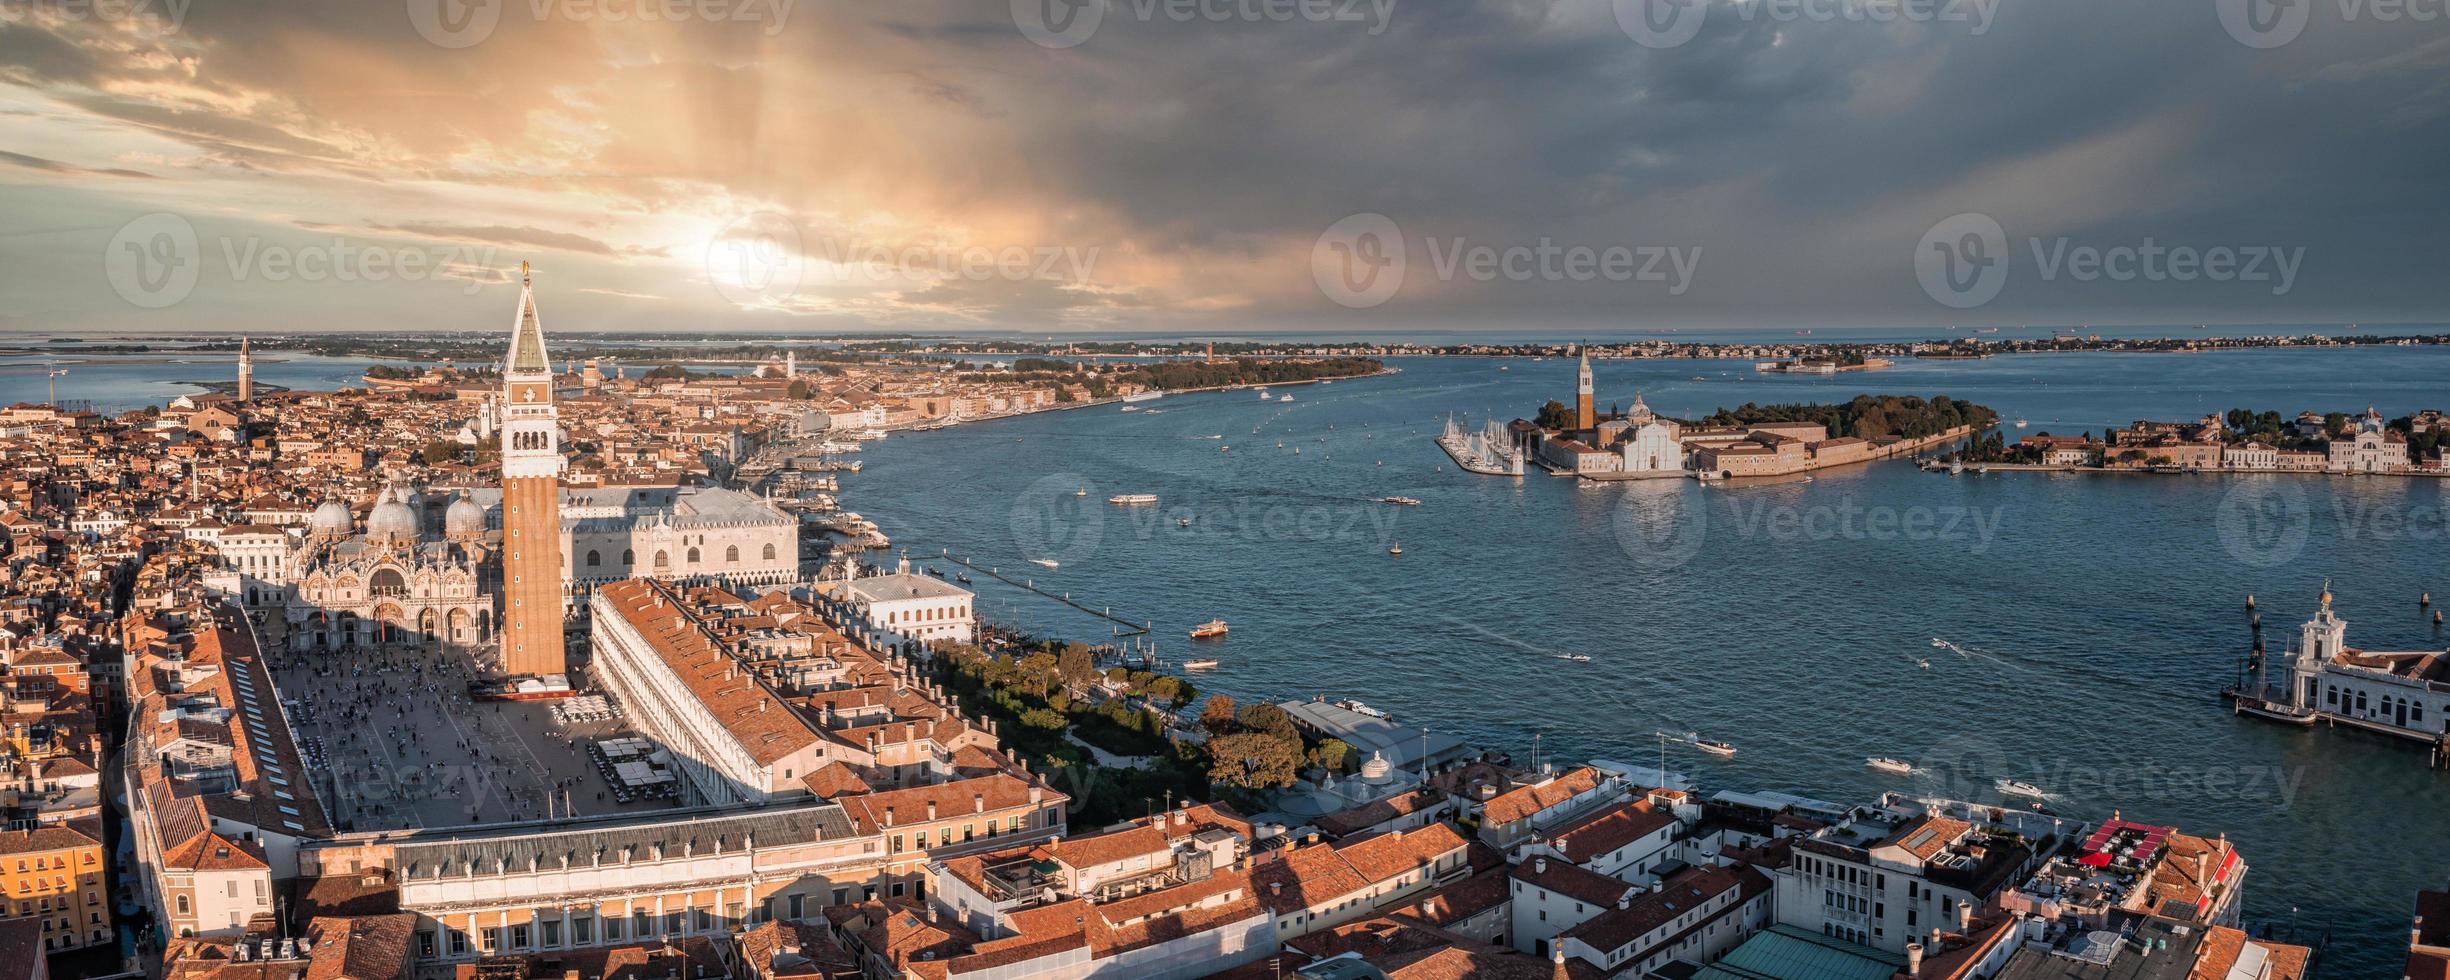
[1995,778,2047,799]
[1190,619,1228,640]
[1029,558,1059,570]
[1695,739,1736,758]
[1866,757,1915,775]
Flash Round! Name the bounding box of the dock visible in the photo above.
[940,552,1150,638]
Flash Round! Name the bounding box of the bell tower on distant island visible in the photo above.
[1575,350,1595,431]
[498,261,568,678]
[236,336,253,403]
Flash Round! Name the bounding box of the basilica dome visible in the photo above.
[308,498,354,535]
[366,485,419,543]
[445,494,486,538]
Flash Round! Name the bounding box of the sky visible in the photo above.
[0,0,2445,336]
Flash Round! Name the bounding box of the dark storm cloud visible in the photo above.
[1,0,2445,332]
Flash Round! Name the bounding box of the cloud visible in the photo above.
[0,1,2444,332]
[0,149,156,179]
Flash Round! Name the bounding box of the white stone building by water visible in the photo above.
[462,484,799,598]
[2279,586,2450,739]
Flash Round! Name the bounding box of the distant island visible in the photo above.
[1944,406,2448,476]
[1449,354,1994,481]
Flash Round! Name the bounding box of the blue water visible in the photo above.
[849,351,2450,976]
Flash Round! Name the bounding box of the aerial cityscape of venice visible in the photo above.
[1,2,2447,979]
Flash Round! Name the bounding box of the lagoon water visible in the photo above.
[852,350,2450,976]
[23,343,2450,974]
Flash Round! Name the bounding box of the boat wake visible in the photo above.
[1931,637,2024,672]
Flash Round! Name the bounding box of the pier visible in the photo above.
[938,551,1151,638]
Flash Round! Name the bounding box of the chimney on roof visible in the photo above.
[974,792,984,814]
[1029,784,1043,804]
[926,800,937,821]
[1955,900,1972,931]
[1269,882,1282,896]
[1906,942,1925,977]
[1616,895,1629,910]
[1534,857,1548,874]
[883,807,894,827]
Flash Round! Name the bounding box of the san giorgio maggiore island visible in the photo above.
[4,292,2450,979]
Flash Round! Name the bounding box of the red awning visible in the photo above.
[2078,851,2113,868]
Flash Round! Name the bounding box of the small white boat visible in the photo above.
[1182,659,1220,670]
[1995,778,2047,799]
[1695,739,1736,758]
[1109,494,1159,505]
[1280,394,1294,402]
[1029,558,1059,570]
[1120,405,1139,413]
[1387,542,1403,555]
[2013,418,2029,428]
[1866,757,1914,775]
[1554,654,1591,663]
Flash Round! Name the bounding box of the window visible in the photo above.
[622,549,634,564]
[763,543,777,561]
[687,547,701,564]
[726,545,740,563]
[586,550,601,567]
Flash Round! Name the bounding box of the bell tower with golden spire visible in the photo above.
[498,261,567,677]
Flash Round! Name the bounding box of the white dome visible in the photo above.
[309,499,353,534]
[366,485,418,541]
[445,495,486,536]
[1360,750,1393,783]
